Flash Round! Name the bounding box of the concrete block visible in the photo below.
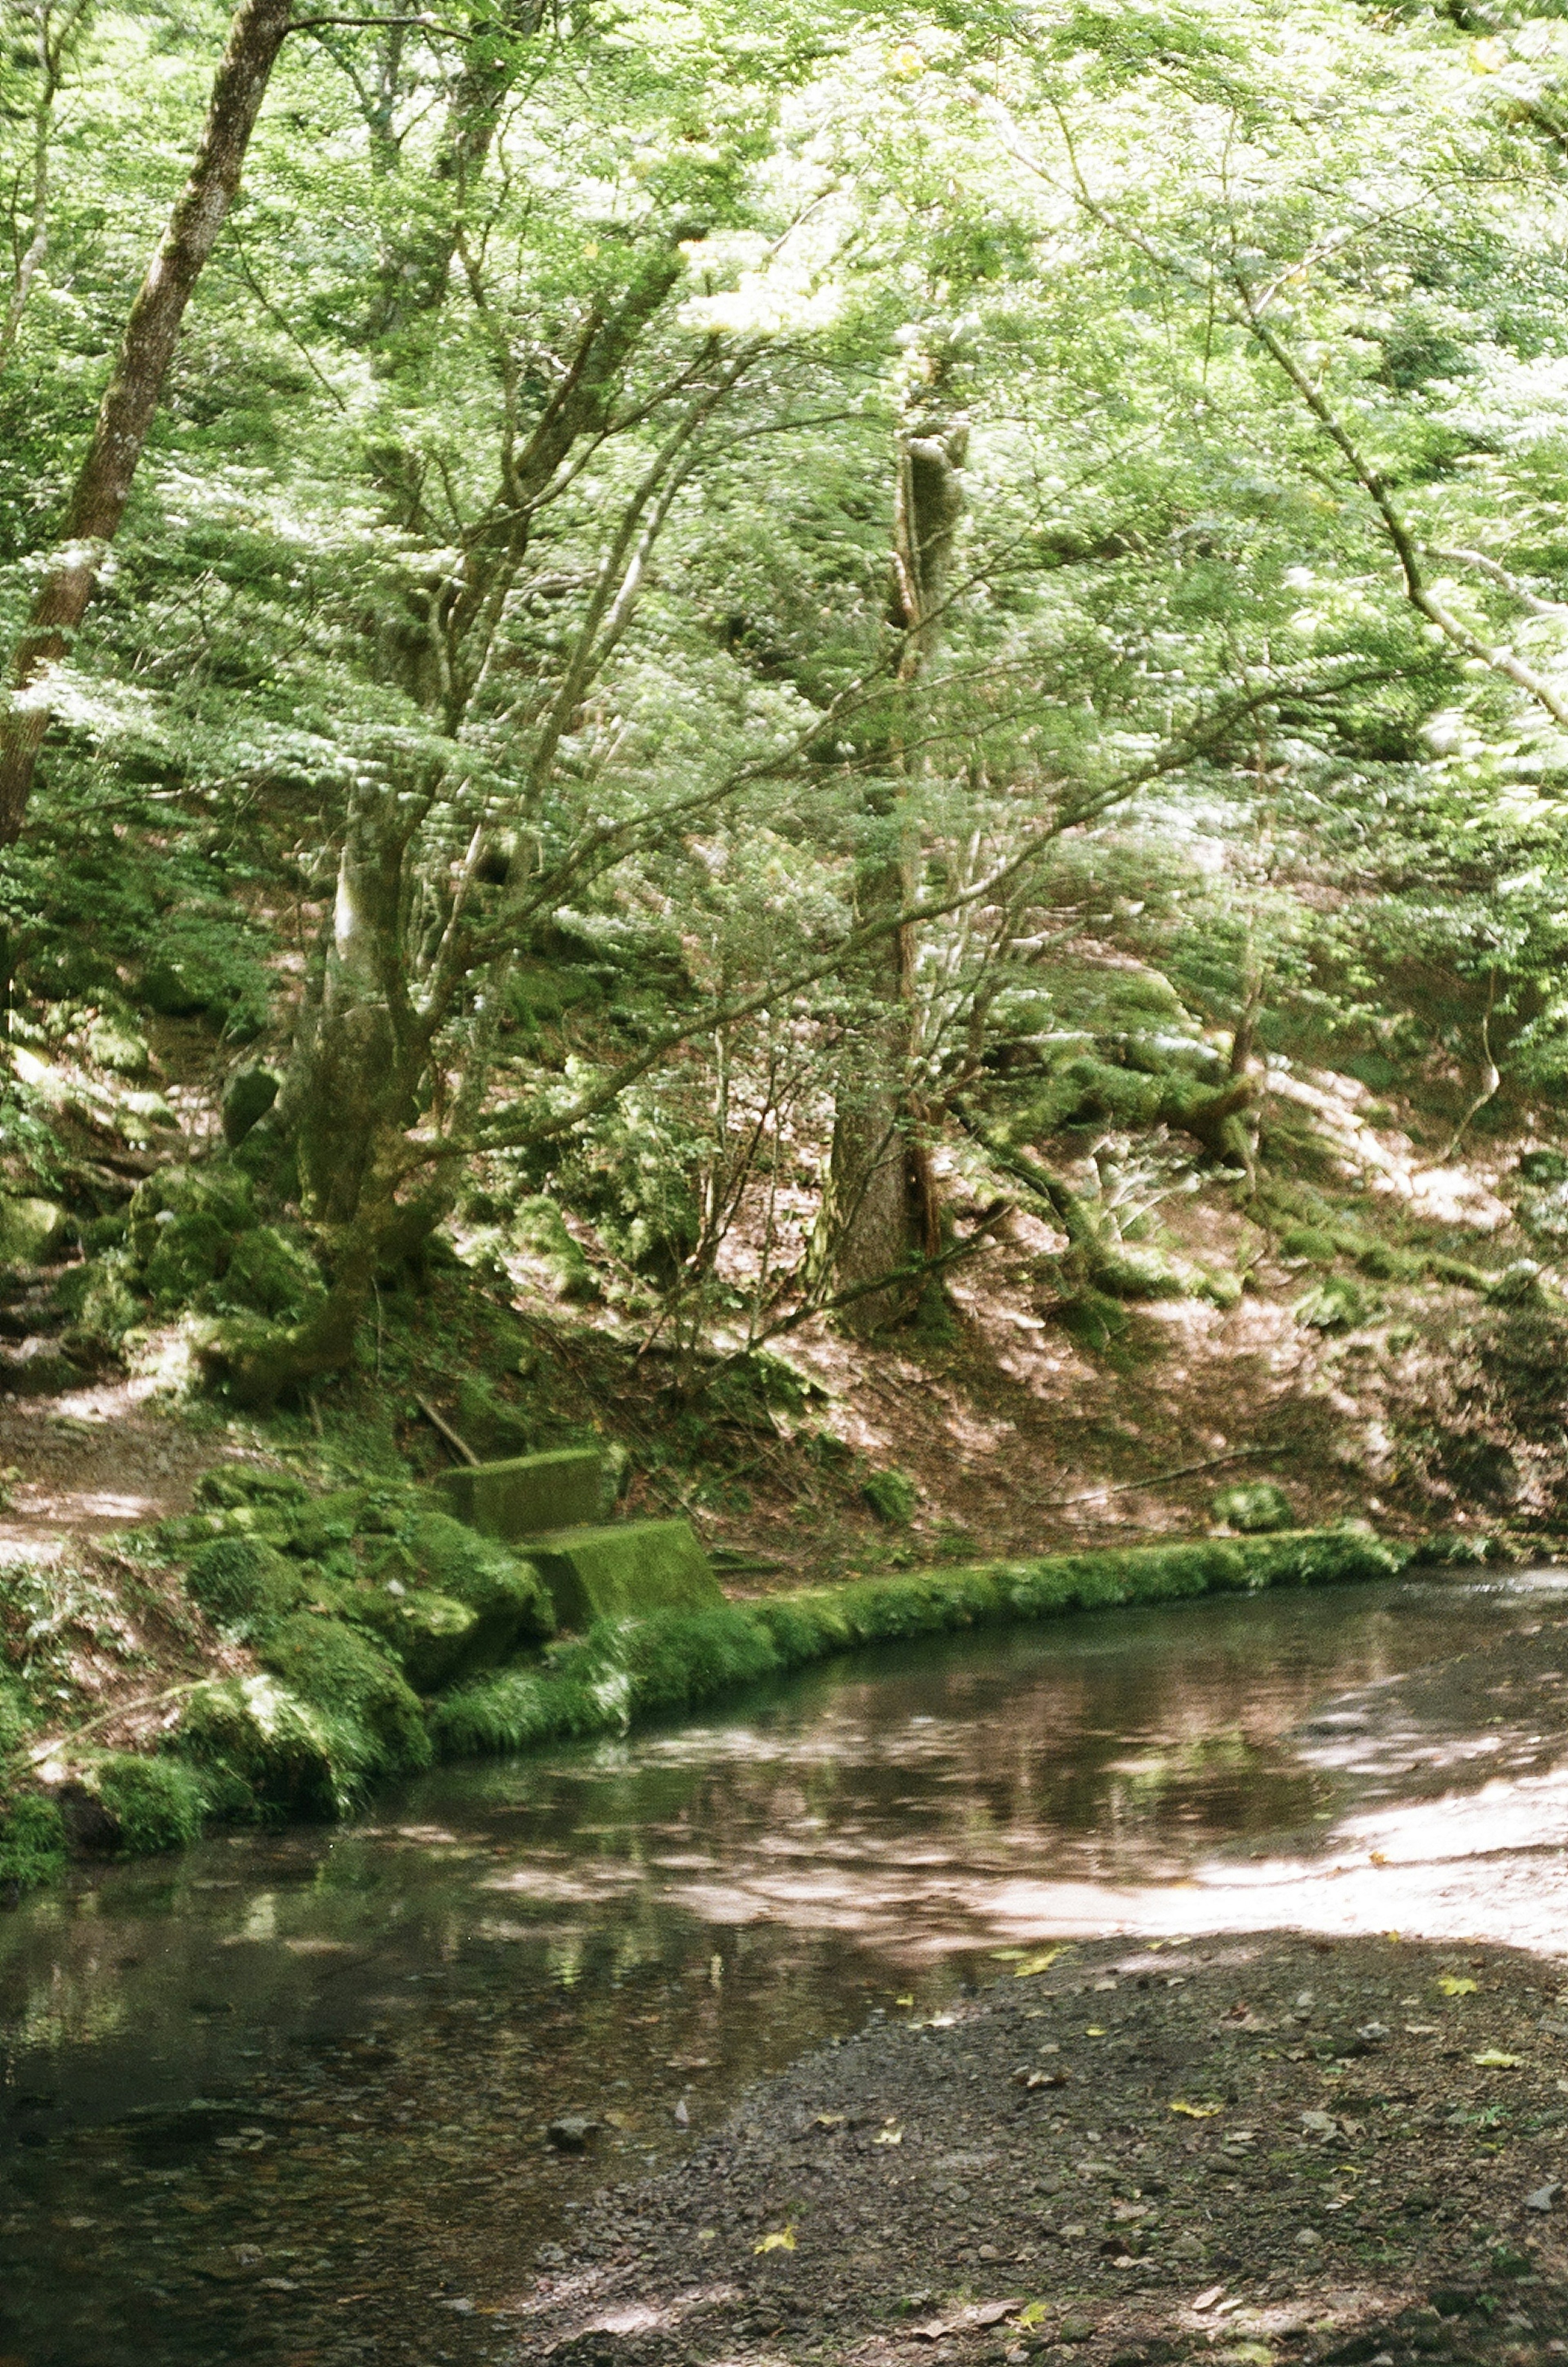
[526,1520,722,1629]
[432,1447,604,1541]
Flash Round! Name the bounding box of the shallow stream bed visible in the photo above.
[6,1565,1568,2365]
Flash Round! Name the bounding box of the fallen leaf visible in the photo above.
[1472,2049,1523,2068]
[1301,2111,1338,2136]
[1438,1977,1478,1997]
[812,2113,845,2130]
[875,2124,904,2145]
[1013,1949,1064,1978]
[697,2229,717,2244]
[1527,2183,1562,2212]
[1015,2302,1048,2328]
[1171,2100,1225,2119]
[989,1948,1026,1961]
[1192,2284,1227,2311]
[1370,1850,1389,1867]
[909,2300,1022,2339]
[895,1995,915,2007]
[1404,2023,1439,2035]
[754,2228,796,2254]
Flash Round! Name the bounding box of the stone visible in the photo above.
[220,1067,281,1147]
[432,1446,604,1542]
[546,2116,599,2151]
[0,1195,69,1270]
[524,1519,723,1629]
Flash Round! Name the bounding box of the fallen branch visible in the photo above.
[413,1392,479,1466]
[1039,1443,1283,1510]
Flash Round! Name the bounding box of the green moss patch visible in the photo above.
[432,1447,605,1541]
[524,1518,721,1628]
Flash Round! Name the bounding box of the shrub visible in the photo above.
[862,1469,918,1525]
[88,1754,208,1855]
[0,1792,66,1893]
[1211,1481,1294,1534]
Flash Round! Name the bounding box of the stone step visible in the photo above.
[432,1447,604,1542]
[522,1519,723,1630]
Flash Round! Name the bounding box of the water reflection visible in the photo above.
[3,1567,1568,2364]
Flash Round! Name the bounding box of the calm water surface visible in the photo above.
[4,1567,1568,2365]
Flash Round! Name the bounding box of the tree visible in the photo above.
[0,0,293,842]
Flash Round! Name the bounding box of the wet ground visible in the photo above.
[5,1565,1568,2365]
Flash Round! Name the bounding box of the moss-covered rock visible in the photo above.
[80,1754,208,1855]
[377,1512,554,1667]
[85,1016,151,1077]
[343,1584,484,1692]
[184,1536,311,1629]
[129,1163,256,1307]
[220,1066,281,1148]
[512,1195,598,1300]
[455,1375,532,1459]
[256,1615,431,1776]
[52,1252,143,1351]
[172,1672,359,1819]
[0,1194,69,1269]
[203,1226,325,1324]
[194,1465,311,1513]
[1294,1274,1378,1333]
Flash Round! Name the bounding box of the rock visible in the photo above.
[524,1518,723,1628]
[546,2116,599,2152]
[433,1446,606,1542]
[0,1194,69,1270]
[1294,2226,1322,2247]
[220,1066,281,1147]
[1527,2182,1562,2211]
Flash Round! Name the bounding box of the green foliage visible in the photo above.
[1294,1275,1380,1334]
[85,1754,208,1856]
[861,1467,918,1525]
[1211,1481,1294,1535]
[0,1794,67,1894]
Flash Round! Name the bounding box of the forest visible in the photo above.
[6,2,1568,2363]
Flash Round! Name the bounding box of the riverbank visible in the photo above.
[2,1525,1410,1895]
[505,1930,1568,2367]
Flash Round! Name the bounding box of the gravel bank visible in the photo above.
[503,1931,1568,2367]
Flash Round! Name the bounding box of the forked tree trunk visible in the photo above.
[0,0,292,842]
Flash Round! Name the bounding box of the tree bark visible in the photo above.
[824,409,967,1333]
[0,0,293,842]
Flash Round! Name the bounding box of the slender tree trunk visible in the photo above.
[0,0,292,842]
[824,411,967,1332]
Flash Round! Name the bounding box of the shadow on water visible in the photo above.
[5,1565,1568,2363]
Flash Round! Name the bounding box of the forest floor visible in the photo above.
[503,1931,1568,2367]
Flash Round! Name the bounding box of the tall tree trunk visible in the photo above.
[0,0,292,842]
[823,410,967,1333]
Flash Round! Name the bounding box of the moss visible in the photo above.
[1211,1480,1293,1534]
[1280,1224,1337,1263]
[202,1227,325,1323]
[256,1615,431,1776]
[862,1468,918,1525]
[85,1754,208,1855]
[432,1449,604,1542]
[53,1252,142,1351]
[396,1513,555,1641]
[0,1194,69,1269]
[525,1520,718,1630]
[430,1527,1406,1761]
[172,1672,362,1819]
[454,1375,532,1459]
[184,1536,310,1629]
[0,1792,67,1894]
[129,1163,257,1308]
[194,1465,310,1512]
[220,1066,281,1147]
[512,1194,598,1300]
[1294,1274,1378,1333]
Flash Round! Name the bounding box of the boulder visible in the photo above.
[433,1447,604,1542]
[0,1195,69,1269]
[525,1518,722,1629]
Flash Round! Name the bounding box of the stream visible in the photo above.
[6,1565,1568,2366]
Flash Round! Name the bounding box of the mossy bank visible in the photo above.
[1,1513,1418,1899]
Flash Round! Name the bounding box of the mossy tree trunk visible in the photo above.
[821,405,967,1333]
